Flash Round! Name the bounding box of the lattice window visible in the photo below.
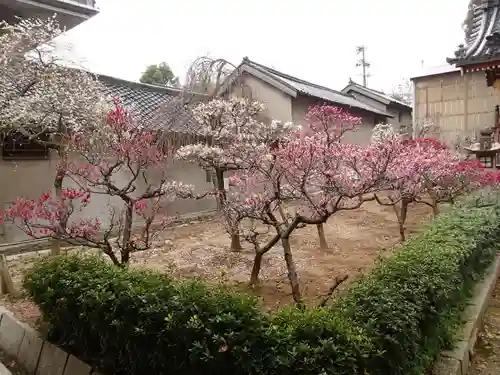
[479,156,493,168]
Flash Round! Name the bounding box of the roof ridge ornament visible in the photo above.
[482,0,500,8]
[486,32,500,55]
[455,44,467,58]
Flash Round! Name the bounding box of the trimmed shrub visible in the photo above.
[340,203,500,374]
[24,255,371,375]
[23,201,500,375]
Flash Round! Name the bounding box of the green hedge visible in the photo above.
[24,202,500,375]
[24,255,371,375]
[340,203,500,374]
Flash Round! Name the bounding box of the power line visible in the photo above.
[355,45,371,87]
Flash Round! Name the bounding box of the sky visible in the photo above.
[57,0,470,93]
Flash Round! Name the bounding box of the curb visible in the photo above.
[0,307,100,375]
[433,255,500,375]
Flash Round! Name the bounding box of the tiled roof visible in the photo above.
[448,0,500,66]
[98,74,204,135]
[240,58,394,118]
[341,81,412,110]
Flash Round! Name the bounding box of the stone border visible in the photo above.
[433,254,500,375]
[0,307,101,375]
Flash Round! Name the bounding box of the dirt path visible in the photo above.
[468,279,500,374]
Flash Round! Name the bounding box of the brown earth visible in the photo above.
[0,200,433,327]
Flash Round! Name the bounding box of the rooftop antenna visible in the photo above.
[355,45,371,87]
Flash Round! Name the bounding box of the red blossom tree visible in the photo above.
[373,130,498,241]
[2,100,195,265]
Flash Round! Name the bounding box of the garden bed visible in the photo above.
[0,200,433,327]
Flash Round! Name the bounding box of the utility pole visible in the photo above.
[355,45,371,87]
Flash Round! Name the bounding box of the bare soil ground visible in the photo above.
[0,201,433,328]
[468,280,500,375]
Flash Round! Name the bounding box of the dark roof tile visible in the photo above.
[98,74,204,135]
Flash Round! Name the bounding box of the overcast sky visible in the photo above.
[59,0,470,93]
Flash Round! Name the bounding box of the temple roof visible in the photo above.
[448,0,500,67]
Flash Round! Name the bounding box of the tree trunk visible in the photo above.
[51,146,69,256]
[215,168,242,251]
[316,223,328,248]
[281,237,301,305]
[249,252,263,286]
[230,232,242,252]
[431,199,439,217]
[394,198,409,242]
[120,202,134,264]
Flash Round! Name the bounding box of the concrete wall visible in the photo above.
[0,150,216,243]
[386,104,412,132]
[344,91,412,132]
[234,72,293,123]
[413,70,498,146]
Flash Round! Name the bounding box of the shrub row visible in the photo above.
[24,255,371,375]
[24,200,500,375]
[340,201,500,374]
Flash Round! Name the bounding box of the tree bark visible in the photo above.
[318,274,348,307]
[316,223,328,248]
[51,145,69,256]
[394,198,409,242]
[215,168,242,251]
[120,202,134,264]
[281,237,301,305]
[230,232,242,252]
[431,199,439,217]
[249,252,263,286]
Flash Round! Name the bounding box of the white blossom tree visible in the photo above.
[0,15,105,253]
[176,97,298,251]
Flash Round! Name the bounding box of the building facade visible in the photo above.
[223,58,398,145]
[340,81,413,133]
[412,0,500,147]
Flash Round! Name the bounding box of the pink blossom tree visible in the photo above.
[2,100,195,265]
[224,105,397,303]
[372,127,494,241]
[175,97,298,251]
[302,105,361,248]
[0,16,105,254]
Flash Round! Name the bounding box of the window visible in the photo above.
[479,156,493,168]
[2,132,50,160]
